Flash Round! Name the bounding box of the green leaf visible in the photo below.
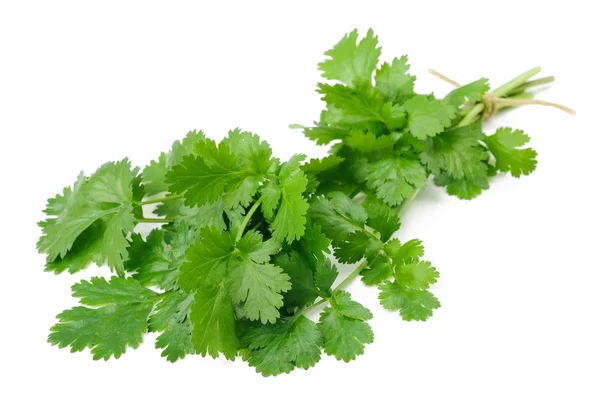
[360,254,392,286]
[314,259,338,297]
[318,303,373,362]
[142,130,206,195]
[485,127,537,177]
[227,231,291,324]
[318,28,381,85]
[444,78,490,107]
[179,227,234,291]
[402,95,456,140]
[385,238,425,263]
[271,156,309,244]
[345,129,395,153]
[378,280,440,321]
[223,129,279,176]
[166,141,262,209]
[291,124,349,145]
[331,291,373,320]
[395,260,439,290]
[301,155,345,176]
[380,102,407,131]
[434,173,490,200]
[296,220,331,263]
[48,277,157,360]
[241,316,322,376]
[364,198,400,242]
[317,82,385,124]
[375,56,415,103]
[421,124,489,180]
[125,221,198,290]
[102,206,136,275]
[309,192,368,246]
[275,250,318,312]
[44,221,105,274]
[366,156,427,206]
[333,231,382,264]
[38,159,138,275]
[148,290,195,362]
[190,284,238,360]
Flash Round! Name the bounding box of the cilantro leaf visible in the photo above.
[291,123,350,145]
[166,152,259,209]
[318,28,381,86]
[385,238,425,262]
[125,221,198,290]
[395,260,439,290]
[360,254,392,286]
[485,127,537,177]
[318,291,374,362]
[44,221,105,274]
[433,173,490,200]
[223,129,279,176]
[421,124,489,181]
[143,130,206,196]
[271,155,309,243]
[148,290,195,362]
[38,159,139,275]
[317,82,385,124]
[309,192,368,246]
[378,280,440,321]
[345,129,395,152]
[190,284,238,360]
[179,227,234,291]
[226,231,291,324]
[444,78,490,107]
[314,259,338,297]
[366,156,427,206]
[48,277,158,360]
[333,231,382,264]
[364,198,400,242]
[374,56,415,103]
[241,315,322,376]
[402,95,456,139]
[275,250,318,312]
[295,220,331,263]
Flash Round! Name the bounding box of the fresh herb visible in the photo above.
[38,29,570,376]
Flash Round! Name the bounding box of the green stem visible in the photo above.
[298,298,328,317]
[458,67,543,127]
[140,194,184,205]
[508,76,554,95]
[235,197,264,242]
[398,188,421,221]
[496,92,534,111]
[136,218,174,223]
[334,260,369,293]
[492,66,541,97]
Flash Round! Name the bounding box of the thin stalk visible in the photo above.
[297,260,369,318]
[137,218,174,223]
[298,298,328,317]
[491,66,541,97]
[398,188,421,221]
[235,197,264,242]
[508,76,554,95]
[496,92,535,111]
[458,67,543,127]
[334,260,369,293]
[140,194,184,205]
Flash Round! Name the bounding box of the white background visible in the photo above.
[1,1,598,398]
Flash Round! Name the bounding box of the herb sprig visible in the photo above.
[38,29,567,376]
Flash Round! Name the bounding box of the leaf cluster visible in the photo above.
[39,29,539,376]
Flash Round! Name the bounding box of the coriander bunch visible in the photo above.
[38,29,566,376]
